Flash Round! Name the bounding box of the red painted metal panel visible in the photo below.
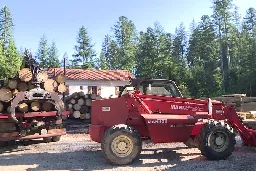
[141,114,196,143]
[0,110,70,119]
[91,96,129,127]
[89,124,105,143]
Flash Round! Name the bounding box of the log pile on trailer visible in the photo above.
[64,92,102,121]
[0,69,67,114]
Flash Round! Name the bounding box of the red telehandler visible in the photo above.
[0,51,70,146]
[89,78,256,165]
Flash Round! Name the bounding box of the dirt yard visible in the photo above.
[0,122,256,171]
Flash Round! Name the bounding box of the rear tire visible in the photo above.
[52,136,61,142]
[198,121,236,160]
[43,137,52,143]
[101,124,142,165]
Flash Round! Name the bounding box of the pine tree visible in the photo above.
[36,34,49,67]
[48,41,60,67]
[72,26,96,69]
[109,16,137,73]
[0,6,21,79]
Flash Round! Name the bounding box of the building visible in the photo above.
[47,68,133,98]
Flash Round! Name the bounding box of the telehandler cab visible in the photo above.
[89,78,256,165]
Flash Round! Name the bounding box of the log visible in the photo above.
[73,111,81,118]
[37,71,49,83]
[8,79,18,89]
[85,99,92,106]
[80,114,86,120]
[85,113,91,119]
[91,94,96,100]
[18,103,28,113]
[56,74,66,84]
[12,89,19,96]
[31,101,41,111]
[28,82,35,90]
[78,91,85,97]
[44,79,58,92]
[18,82,28,92]
[70,99,76,104]
[0,88,13,102]
[73,104,81,111]
[77,98,85,106]
[42,102,53,112]
[58,83,67,93]
[80,106,88,114]
[19,68,33,82]
[7,106,11,113]
[0,102,3,112]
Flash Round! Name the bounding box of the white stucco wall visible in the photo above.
[65,80,130,98]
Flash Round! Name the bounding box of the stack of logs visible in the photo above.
[65,92,102,120]
[0,67,67,114]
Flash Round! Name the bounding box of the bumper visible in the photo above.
[89,124,105,143]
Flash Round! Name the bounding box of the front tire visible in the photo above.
[198,121,236,160]
[101,124,142,165]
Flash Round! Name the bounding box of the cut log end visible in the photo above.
[31,101,41,111]
[56,74,66,84]
[18,82,28,92]
[42,102,53,112]
[44,79,58,92]
[19,68,33,82]
[58,84,67,93]
[37,71,49,83]
[73,111,81,118]
[18,103,28,113]
[8,80,18,89]
[0,88,13,102]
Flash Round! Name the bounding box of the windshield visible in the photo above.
[139,81,181,97]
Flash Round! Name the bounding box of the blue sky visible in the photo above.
[0,0,256,62]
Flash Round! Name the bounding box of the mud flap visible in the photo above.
[141,114,197,143]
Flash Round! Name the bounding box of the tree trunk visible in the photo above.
[31,101,41,112]
[58,83,67,93]
[85,99,92,106]
[0,88,13,102]
[17,82,28,92]
[37,71,49,83]
[80,114,86,120]
[73,104,81,111]
[44,79,58,92]
[73,111,81,118]
[70,99,76,104]
[80,106,88,114]
[18,103,28,113]
[77,98,85,106]
[8,80,18,89]
[18,68,33,82]
[56,74,66,84]
[42,102,53,112]
[0,102,3,112]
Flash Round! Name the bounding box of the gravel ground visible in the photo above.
[0,131,256,171]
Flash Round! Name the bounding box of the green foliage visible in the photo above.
[48,41,60,67]
[36,35,60,68]
[0,6,21,79]
[72,26,96,69]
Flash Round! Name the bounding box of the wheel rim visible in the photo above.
[208,130,229,152]
[111,135,134,158]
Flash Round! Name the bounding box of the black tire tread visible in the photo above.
[198,120,236,160]
[101,124,142,165]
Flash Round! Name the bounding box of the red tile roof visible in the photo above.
[47,68,133,81]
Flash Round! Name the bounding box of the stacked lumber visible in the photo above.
[65,92,103,121]
[0,67,67,114]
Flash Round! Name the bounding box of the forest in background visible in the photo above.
[0,0,256,98]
